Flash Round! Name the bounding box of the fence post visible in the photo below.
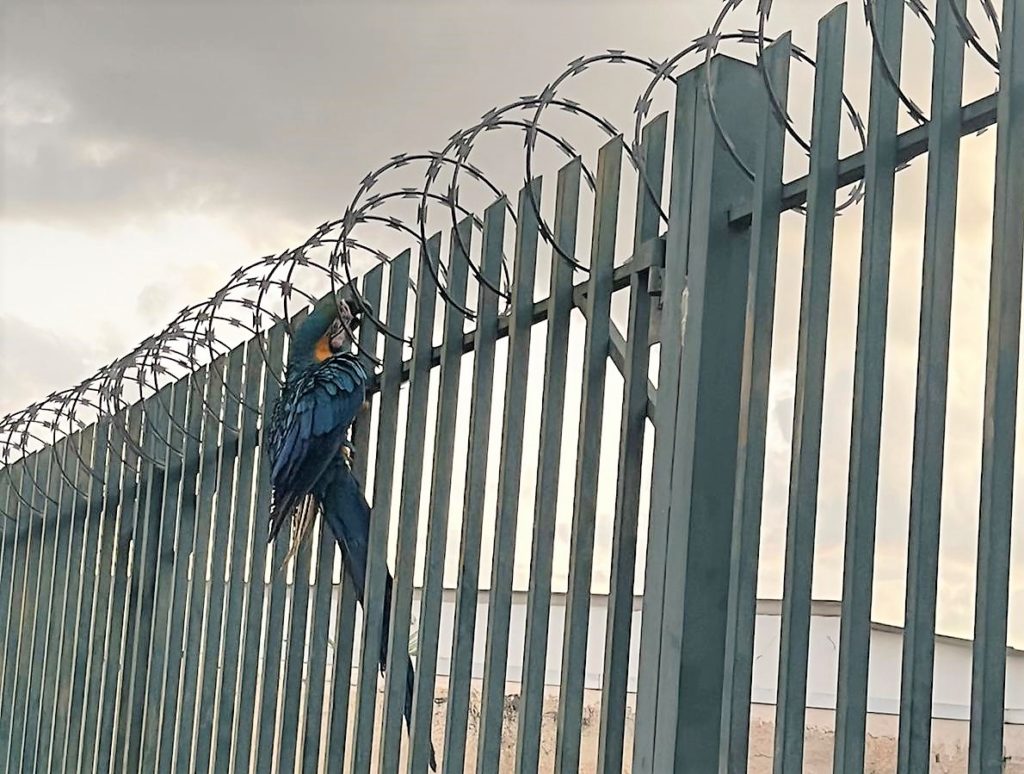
[632,53,765,773]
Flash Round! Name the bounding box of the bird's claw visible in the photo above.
[340,440,355,465]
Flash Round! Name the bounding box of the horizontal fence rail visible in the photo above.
[2,1,1023,772]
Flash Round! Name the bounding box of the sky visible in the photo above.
[1,0,1020,649]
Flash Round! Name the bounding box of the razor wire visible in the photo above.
[0,0,1003,514]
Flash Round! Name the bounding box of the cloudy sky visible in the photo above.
[1,0,1020,650]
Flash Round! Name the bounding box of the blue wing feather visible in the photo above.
[267,353,367,541]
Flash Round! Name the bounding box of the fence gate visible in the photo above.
[2,1,1023,772]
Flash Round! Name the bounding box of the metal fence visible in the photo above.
[1,1,1022,772]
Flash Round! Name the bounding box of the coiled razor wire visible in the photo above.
[0,0,1003,515]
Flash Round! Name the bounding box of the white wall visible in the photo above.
[370,591,1024,723]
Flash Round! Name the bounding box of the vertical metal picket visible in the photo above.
[106,407,152,770]
[380,234,441,774]
[192,345,246,772]
[28,435,73,770]
[0,473,14,699]
[514,159,581,774]
[22,437,67,771]
[65,417,111,773]
[153,369,209,772]
[898,1,967,771]
[45,426,95,771]
[969,2,1024,772]
[833,1,904,770]
[631,53,700,773]
[77,409,125,774]
[717,36,790,774]
[211,336,265,772]
[173,356,227,771]
[12,444,56,772]
[351,248,412,774]
[1,453,39,770]
[596,113,666,774]
[442,200,505,773]
[254,329,300,773]
[300,514,333,774]
[232,323,286,773]
[553,136,622,774]
[116,389,171,772]
[138,377,190,772]
[94,405,144,773]
[408,220,472,774]
[0,462,22,709]
[476,180,540,774]
[278,449,317,771]
[773,7,847,773]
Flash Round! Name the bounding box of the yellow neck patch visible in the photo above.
[314,335,332,362]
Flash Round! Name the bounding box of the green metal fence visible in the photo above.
[1,1,1022,772]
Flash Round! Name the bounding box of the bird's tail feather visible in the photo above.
[320,463,437,771]
[281,496,319,569]
[268,491,319,576]
[267,490,298,544]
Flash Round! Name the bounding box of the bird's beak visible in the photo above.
[328,299,358,353]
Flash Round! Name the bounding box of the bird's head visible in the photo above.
[312,285,367,362]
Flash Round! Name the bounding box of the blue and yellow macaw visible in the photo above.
[267,290,436,770]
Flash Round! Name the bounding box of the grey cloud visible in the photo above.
[0,4,685,229]
[136,280,180,326]
[0,315,100,415]
[1,1,883,232]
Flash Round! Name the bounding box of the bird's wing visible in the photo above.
[267,355,366,542]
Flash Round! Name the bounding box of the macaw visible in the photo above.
[266,290,436,771]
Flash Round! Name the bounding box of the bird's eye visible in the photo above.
[327,321,350,353]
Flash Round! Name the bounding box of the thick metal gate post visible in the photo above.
[633,54,766,773]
